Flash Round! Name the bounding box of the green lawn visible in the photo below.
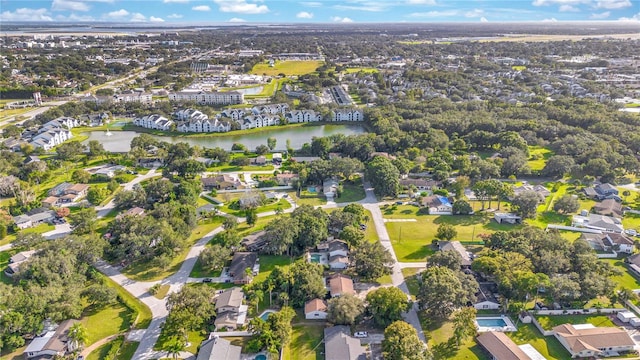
[344,67,378,74]
[623,213,640,232]
[189,258,222,278]
[0,223,55,246]
[81,304,133,346]
[424,317,488,360]
[86,336,138,360]
[602,258,640,290]
[535,314,615,330]
[401,267,423,299]
[288,190,327,206]
[283,325,325,360]
[217,198,291,217]
[254,255,292,283]
[0,249,17,284]
[152,284,171,300]
[364,210,379,243]
[122,219,223,281]
[527,146,554,172]
[383,206,519,261]
[507,323,568,360]
[335,179,366,203]
[250,60,324,76]
[101,274,152,329]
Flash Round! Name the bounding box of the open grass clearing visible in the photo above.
[80,304,133,346]
[101,273,152,329]
[287,190,327,207]
[87,336,138,360]
[507,323,568,360]
[527,146,554,172]
[250,60,324,76]
[0,222,55,246]
[283,324,325,360]
[254,255,292,283]
[535,314,615,330]
[335,178,366,203]
[602,258,640,290]
[344,67,378,74]
[622,213,640,232]
[217,197,291,217]
[122,218,223,282]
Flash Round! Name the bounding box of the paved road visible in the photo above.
[0,101,69,127]
[361,182,427,344]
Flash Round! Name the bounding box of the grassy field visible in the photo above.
[189,258,222,278]
[250,60,324,76]
[288,190,327,206]
[507,323,568,360]
[101,274,152,329]
[527,146,554,171]
[424,317,489,360]
[254,255,292,283]
[535,314,615,330]
[87,336,138,360]
[512,65,527,71]
[364,209,379,243]
[602,258,640,290]
[344,67,378,74]
[0,222,55,246]
[217,197,291,217]
[622,213,640,232]
[335,178,366,203]
[122,219,223,281]
[401,267,422,300]
[81,304,133,346]
[283,325,325,360]
[383,205,519,261]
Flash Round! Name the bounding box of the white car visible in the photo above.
[354,331,368,338]
[625,229,638,236]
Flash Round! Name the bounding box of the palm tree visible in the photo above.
[67,322,88,353]
[163,337,186,360]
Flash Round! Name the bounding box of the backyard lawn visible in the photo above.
[507,323,568,360]
[0,222,55,246]
[87,336,138,360]
[217,198,291,217]
[254,255,292,283]
[527,146,554,171]
[283,325,325,360]
[335,178,366,203]
[424,317,489,360]
[288,190,327,206]
[602,258,640,290]
[535,314,615,330]
[80,303,133,346]
[250,60,324,76]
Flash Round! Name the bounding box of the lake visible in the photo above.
[83,124,367,152]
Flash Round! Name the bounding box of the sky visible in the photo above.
[0,0,638,23]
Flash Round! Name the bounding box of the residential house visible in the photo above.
[276,173,299,186]
[593,199,624,218]
[477,331,541,360]
[48,182,73,197]
[41,196,59,208]
[13,214,33,229]
[512,184,551,199]
[305,298,328,320]
[494,213,522,225]
[24,320,78,359]
[196,336,241,360]
[572,214,624,233]
[133,114,173,131]
[581,233,634,254]
[253,103,289,115]
[329,274,354,298]
[214,287,248,330]
[63,184,89,202]
[228,252,259,284]
[421,195,453,214]
[584,183,621,201]
[2,138,26,152]
[552,324,635,358]
[324,178,339,200]
[201,175,241,191]
[30,124,73,150]
[437,241,472,268]
[117,207,146,219]
[399,178,438,191]
[46,183,89,205]
[5,250,37,277]
[475,283,501,310]
[626,253,640,277]
[13,209,56,229]
[331,109,364,122]
[241,231,268,252]
[24,155,41,164]
[250,156,267,166]
[92,165,126,179]
[113,90,152,104]
[328,239,350,270]
[323,326,367,360]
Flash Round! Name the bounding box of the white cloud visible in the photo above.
[407,0,437,4]
[408,10,458,17]
[130,13,147,22]
[465,8,484,17]
[331,16,354,23]
[105,9,129,18]
[532,0,588,6]
[596,0,631,8]
[301,1,322,7]
[150,16,165,22]
[51,0,90,12]
[213,0,269,14]
[559,4,580,11]
[590,11,611,18]
[56,13,95,21]
[617,12,639,20]
[192,5,211,11]
[228,17,247,22]
[296,11,313,19]
[1,8,53,21]
[163,0,190,3]
[542,17,559,21]
[480,16,488,22]
[167,13,183,18]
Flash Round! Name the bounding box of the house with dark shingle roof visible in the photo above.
[593,199,623,218]
[324,326,367,360]
[196,336,241,360]
[228,252,258,284]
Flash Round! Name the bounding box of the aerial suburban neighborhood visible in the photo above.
[1,11,640,360]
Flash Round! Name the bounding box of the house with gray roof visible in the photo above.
[324,326,367,360]
[196,336,241,360]
[572,214,624,233]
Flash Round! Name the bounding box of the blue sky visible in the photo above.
[1,0,638,23]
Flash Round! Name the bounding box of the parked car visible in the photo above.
[202,278,213,283]
[625,229,638,236]
[354,331,368,338]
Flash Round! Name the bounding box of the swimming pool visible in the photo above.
[475,316,517,332]
[259,310,275,321]
[476,318,507,327]
[310,254,322,263]
[255,355,267,360]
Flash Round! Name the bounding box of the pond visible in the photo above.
[235,86,263,95]
[82,124,367,152]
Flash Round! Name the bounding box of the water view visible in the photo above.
[83,124,367,152]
